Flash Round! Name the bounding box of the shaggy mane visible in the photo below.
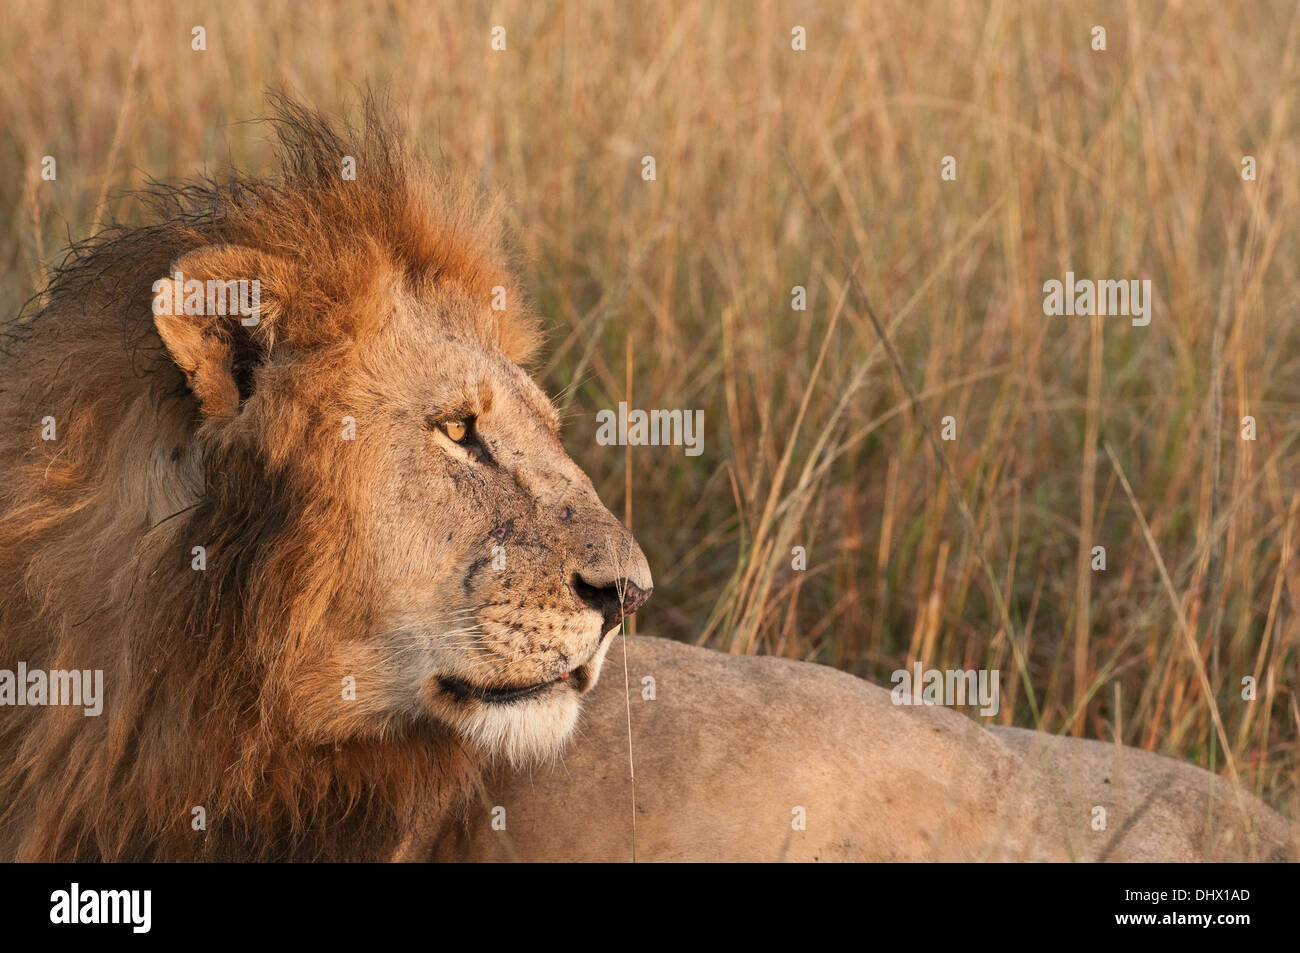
[0,95,531,860]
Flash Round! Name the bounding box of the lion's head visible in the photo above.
[0,97,649,860]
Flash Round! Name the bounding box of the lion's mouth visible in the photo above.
[439,673,567,705]
[438,655,599,704]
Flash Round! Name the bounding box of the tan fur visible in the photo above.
[428,637,1297,862]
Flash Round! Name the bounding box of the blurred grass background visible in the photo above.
[1,0,1297,816]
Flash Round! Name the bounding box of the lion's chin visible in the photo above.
[452,687,584,767]
[427,637,614,766]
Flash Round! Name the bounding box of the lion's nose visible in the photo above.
[572,573,653,633]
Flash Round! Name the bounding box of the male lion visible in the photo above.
[0,99,650,861]
[0,100,1292,862]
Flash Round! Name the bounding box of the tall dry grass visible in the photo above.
[1,0,1297,815]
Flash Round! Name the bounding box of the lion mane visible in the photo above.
[0,96,542,860]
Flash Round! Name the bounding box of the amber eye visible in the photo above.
[443,419,468,443]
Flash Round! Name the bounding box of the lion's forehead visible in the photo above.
[350,316,560,433]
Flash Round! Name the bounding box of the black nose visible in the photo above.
[572,573,653,633]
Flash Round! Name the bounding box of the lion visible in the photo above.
[0,97,650,861]
[0,98,1293,862]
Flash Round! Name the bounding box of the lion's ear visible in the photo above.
[152,245,294,416]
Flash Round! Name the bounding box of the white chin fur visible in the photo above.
[456,689,582,767]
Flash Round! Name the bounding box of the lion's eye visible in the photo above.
[427,414,493,465]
